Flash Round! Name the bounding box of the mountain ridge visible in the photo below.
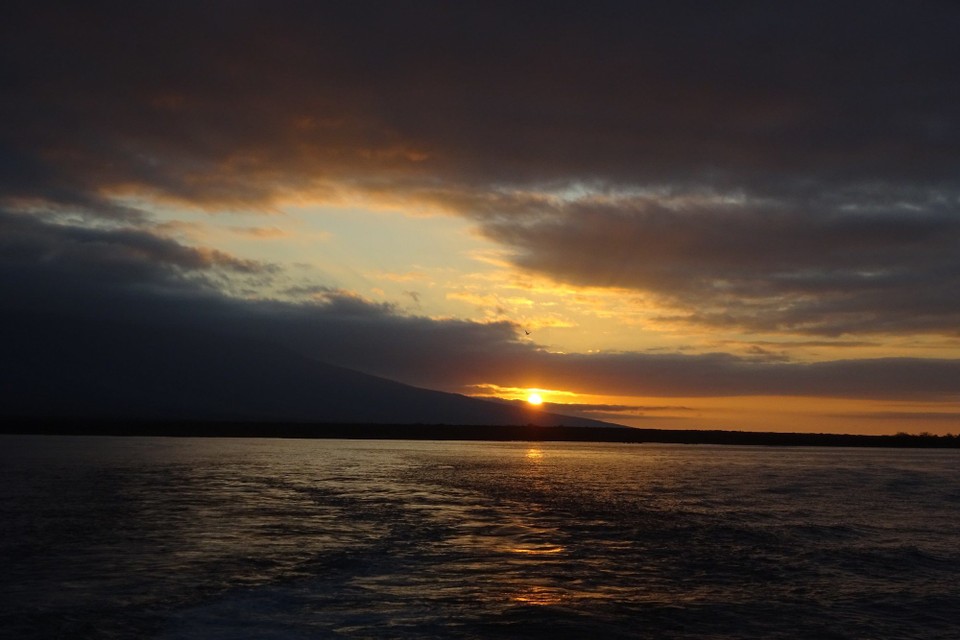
[0,310,620,428]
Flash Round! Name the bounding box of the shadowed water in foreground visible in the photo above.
[2,437,959,638]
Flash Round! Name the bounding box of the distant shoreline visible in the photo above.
[2,420,957,448]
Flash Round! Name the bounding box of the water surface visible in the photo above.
[2,437,958,638]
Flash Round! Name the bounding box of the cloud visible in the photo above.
[494,399,697,424]
[530,402,695,415]
[5,204,960,396]
[831,412,960,422]
[4,211,958,404]
[4,2,960,204]
[403,290,422,309]
[479,195,960,336]
[5,2,959,339]
[0,215,294,364]
[2,2,960,414]
[0,211,274,291]
[528,352,960,401]
[229,226,288,238]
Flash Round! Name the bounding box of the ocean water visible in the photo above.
[1,437,959,639]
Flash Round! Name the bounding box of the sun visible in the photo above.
[527,393,543,406]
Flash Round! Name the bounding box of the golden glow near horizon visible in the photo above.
[138,197,959,435]
[147,197,958,360]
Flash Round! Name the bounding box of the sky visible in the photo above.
[2,1,960,434]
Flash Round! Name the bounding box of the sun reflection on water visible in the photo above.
[507,545,565,555]
[510,585,568,606]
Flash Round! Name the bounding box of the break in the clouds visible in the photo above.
[2,2,960,429]
[4,1,960,340]
[3,210,958,404]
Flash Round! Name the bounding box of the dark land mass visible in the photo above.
[2,420,958,448]
[0,311,612,428]
[4,311,958,448]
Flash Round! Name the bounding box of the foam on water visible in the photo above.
[2,437,959,638]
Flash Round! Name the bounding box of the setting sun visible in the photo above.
[527,393,543,406]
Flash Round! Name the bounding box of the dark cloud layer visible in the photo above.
[482,196,960,335]
[3,1,959,337]
[5,1,960,198]
[2,2,960,412]
[3,212,958,403]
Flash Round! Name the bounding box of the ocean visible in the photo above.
[2,436,959,639]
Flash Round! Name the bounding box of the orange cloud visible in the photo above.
[228,226,289,238]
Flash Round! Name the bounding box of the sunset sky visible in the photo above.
[3,1,959,433]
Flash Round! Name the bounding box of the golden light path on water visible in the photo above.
[507,447,570,607]
[3,437,959,637]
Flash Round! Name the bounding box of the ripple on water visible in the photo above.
[1,438,959,639]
